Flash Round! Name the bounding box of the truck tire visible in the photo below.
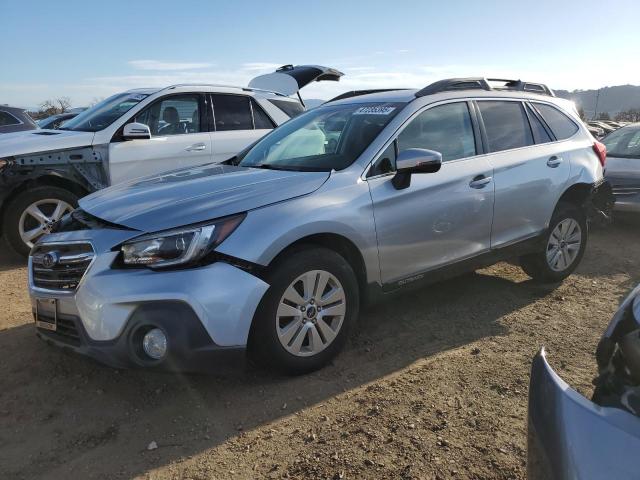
[3,186,78,257]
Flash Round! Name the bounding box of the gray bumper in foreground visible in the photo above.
[527,348,640,480]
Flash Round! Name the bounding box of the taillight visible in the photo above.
[593,141,607,168]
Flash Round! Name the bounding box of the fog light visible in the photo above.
[142,328,167,360]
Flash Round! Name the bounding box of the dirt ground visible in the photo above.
[1,221,639,480]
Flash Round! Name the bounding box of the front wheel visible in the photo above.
[248,247,359,374]
[3,186,77,257]
[520,203,588,283]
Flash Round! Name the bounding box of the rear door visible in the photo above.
[476,100,570,247]
[109,93,212,184]
[367,101,495,285]
[209,94,276,163]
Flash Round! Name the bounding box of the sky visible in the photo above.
[2,0,639,109]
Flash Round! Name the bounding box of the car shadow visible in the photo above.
[0,266,550,480]
[0,238,24,272]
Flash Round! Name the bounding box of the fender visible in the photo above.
[0,145,110,206]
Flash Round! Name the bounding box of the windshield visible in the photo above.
[60,92,150,132]
[603,125,640,158]
[238,102,403,171]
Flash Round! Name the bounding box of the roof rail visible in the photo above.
[161,83,288,96]
[415,77,554,98]
[328,88,410,103]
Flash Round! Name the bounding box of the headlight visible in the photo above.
[121,214,245,268]
[0,157,12,171]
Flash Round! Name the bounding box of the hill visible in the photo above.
[555,84,640,118]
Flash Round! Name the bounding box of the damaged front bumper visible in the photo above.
[28,229,270,372]
[527,348,640,480]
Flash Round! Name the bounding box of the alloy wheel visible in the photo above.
[18,199,73,249]
[275,269,346,357]
[546,218,582,272]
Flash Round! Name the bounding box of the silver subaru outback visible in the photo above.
[28,77,613,373]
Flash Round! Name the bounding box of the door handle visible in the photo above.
[547,156,563,168]
[186,143,206,152]
[469,175,492,189]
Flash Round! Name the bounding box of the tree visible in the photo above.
[615,108,640,122]
[597,112,611,121]
[578,107,587,121]
[37,97,72,118]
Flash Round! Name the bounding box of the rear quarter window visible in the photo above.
[533,103,579,140]
[268,99,305,119]
[0,111,21,126]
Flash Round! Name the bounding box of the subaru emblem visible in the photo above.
[42,252,59,268]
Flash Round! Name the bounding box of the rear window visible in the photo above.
[0,111,21,126]
[268,99,305,118]
[477,101,533,152]
[533,103,579,140]
[602,126,640,159]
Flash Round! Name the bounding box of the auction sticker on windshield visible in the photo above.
[354,106,396,115]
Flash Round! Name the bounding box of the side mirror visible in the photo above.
[392,148,442,189]
[123,122,151,140]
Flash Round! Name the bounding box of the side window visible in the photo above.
[526,104,553,144]
[252,100,276,129]
[533,103,579,140]
[268,99,305,118]
[212,95,253,131]
[0,111,20,126]
[368,141,397,177]
[135,94,201,136]
[477,101,534,152]
[397,102,476,161]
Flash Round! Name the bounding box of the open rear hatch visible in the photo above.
[249,65,344,100]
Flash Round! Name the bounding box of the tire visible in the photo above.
[3,186,78,257]
[248,247,360,374]
[520,202,588,283]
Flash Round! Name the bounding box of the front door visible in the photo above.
[368,101,495,285]
[109,93,212,184]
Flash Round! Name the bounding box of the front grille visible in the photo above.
[31,243,94,291]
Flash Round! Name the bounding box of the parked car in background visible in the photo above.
[602,123,640,214]
[588,121,616,136]
[0,106,38,134]
[0,64,343,255]
[28,77,612,374]
[586,124,605,138]
[37,112,80,130]
[528,284,640,480]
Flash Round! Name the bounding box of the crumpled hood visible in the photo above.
[0,129,95,157]
[80,164,330,232]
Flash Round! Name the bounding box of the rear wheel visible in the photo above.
[3,186,77,257]
[249,247,359,374]
[520,203,588,283]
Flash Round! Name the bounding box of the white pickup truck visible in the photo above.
[0,65,342,255]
